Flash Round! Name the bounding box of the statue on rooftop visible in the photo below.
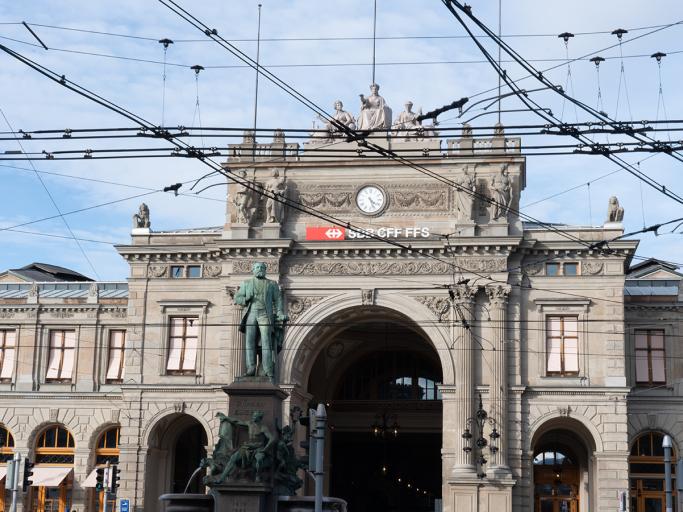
[233,170,254,224]
[392,100,423,139]
[606,196,624,223]
[357,83,391,131]
[316,100,356,141]
[265,169,287,223]
[490,165,512,220]
[455,166,477,223]
[132,203,150,229]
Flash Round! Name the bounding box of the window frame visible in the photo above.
[166,316,199,375]
[633,328,667,386]
[158,300,210,380]
[105,330,126,383]
[45,330,77,382]
[0,329,17,382]
[544,262,580,276]
[545,315,580,377]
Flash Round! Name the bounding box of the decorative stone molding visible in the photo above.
[392,190,446,209]
[288,258,506,276]
[557,406,572,417]
[415,296,450,322]
[287,296,324,322]
[361,289,375,305]
[486,284,511,305]
[204,264,222,277]
[233,259,280,274]
[448,284,477,304]
[582,261,604,275]
[148,264,168,278]
[50,409,59,422]
[50,310,75,319]
[299,191,352,209]
[110,409,121,422]
[0,311,15,319]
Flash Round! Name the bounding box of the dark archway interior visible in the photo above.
[172,422,207,493]
[307,315,443,512]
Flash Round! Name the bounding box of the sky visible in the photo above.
[0,0,682,280]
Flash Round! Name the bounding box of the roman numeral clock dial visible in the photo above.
[356,185,386,215]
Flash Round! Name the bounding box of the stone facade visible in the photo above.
[0,130,681,512]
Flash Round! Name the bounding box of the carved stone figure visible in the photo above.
[204,411,275,485]
[461,123,473,138]
[132,203,150,228]
[357,83,391,131]
[317,100,356,140]
[242,130,256,144]
[233,170,254,224]
[392,101,422,139]
[455,166,477,222]
[606,196,624,222]
[234,262,287,378]
[490,165,512,220]
[272,129,285,145]
[265,169,287,223]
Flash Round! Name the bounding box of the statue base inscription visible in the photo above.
[224,377,288,425]
[210,482,273,512]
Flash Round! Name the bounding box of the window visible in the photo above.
[187,265,201,278]
[169,265,202,279]
[0,330,16,380]
[46,331,76,381]
[106,330,126,382]
[0,425,14,463]
[545,262,579,276]
[35,426,75,464]
[629,432,677,512]
[95,427,120,465]
[546,263,560,276]
[635,330,666,385]
[166,317,198,374]
[546,316,579,376]
[171,266,184,278]
[563,263,578,276]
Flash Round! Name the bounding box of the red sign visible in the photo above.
[306,226,346,241]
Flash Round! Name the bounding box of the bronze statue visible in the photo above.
[234,262,287,378]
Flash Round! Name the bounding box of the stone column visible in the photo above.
[486,284,511,474]
[451,285,478,475]
[226,286,245,381]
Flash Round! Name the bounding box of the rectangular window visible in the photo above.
[635,329,666,385]
[166,317,198,374]
[187,265,201,278]
[106,330,126,382]
[546,316,579,376]
[170,266,184,278]
[545,263,560,276]
[0,330,16,380]
[46,330,76,380]
[563,262,579,276]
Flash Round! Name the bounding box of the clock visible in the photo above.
[356,185,386,215]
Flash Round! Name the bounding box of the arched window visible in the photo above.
[35,426,75,464]
[95,427,120,465]
[533,446,579,512]
[0,425,14,463]
[629,432,677,512]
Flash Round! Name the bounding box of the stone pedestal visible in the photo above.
[223,377,288,425]
[224,224,250,239]
[262,223,282,239]
[452,222,475,237]
[210,482,273,512]
[444,476,514,512]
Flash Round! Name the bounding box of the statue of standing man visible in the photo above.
[235,262,287,378]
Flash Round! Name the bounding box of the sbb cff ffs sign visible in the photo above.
[305,226,430,240]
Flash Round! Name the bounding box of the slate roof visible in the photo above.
[0,282,128,299]
[4,262,93,282]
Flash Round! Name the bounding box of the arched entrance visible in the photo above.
[531,423,594,512]
[144,414,208,511]
[304,306,443,512]
[629,431,678,512]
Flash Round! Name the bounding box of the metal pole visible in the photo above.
[9,453,20,512]
[371,0,377,85]
[252,4,262,162]
[103,463,111,512]
[663,435,673,512]
[314,403,327,512]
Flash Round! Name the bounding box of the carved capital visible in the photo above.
[448,284,477,304]
[486,284,511,305]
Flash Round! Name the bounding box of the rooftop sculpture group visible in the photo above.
[311,83,435,141]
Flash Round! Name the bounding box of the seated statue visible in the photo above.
[357,83,392,131]
[606,196,624,223]
[132,203,150,229]
[392,100,422,139]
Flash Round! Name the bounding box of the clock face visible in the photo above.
[356,185,386,214]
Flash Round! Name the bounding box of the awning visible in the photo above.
[0,466,6,482]
[31,467,72,487]
[82,468,99,488]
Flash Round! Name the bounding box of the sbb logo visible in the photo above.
[306,226,347,241]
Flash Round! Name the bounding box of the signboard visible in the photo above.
[305,226,430,241]
[120,499,130,512]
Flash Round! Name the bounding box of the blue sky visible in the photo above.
[0,1,682,280]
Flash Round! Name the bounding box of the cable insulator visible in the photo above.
[589,56,605,67]
[611,28,628,40]
[557,32,574,43]
[651,52,667,62]
[158,38,174,48]
[191,64,204,75]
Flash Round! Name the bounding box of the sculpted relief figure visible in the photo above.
[455,166,477,223]
[265,169,287,223]
[234,262,287,378]
[233,170,254,224]
[357,83,391,131]
[490,165,512,220]
[132,203,150,228]
[606,196,624,222]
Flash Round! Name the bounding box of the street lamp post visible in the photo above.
[461,394,500,478]
[663,434,673,512]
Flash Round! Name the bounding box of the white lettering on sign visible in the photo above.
[347,227,430,239]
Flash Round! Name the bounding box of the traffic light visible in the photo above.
[95,467,105,491]
[22,460,34,492]
[109,465,121,494]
